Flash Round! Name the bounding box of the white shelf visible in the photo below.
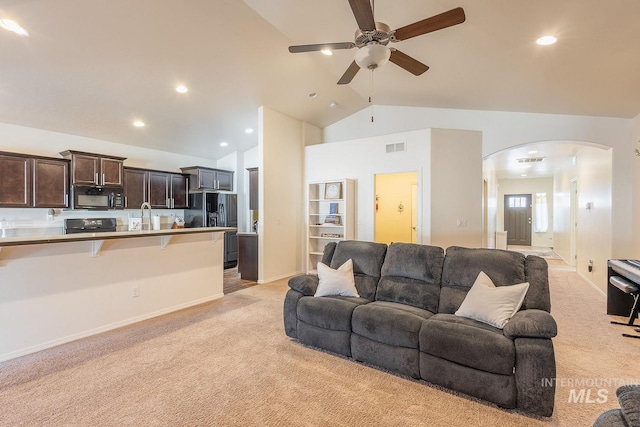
[306,179,355,274]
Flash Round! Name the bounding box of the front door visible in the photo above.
[504,194,532,246]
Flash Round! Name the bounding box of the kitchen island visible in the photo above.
[0,227,235,362]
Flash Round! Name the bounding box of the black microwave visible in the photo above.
[71,185,125,210]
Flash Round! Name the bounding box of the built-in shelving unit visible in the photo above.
[306,179,355,274]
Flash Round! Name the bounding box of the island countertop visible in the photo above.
[0,226,236,247]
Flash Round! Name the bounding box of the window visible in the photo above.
[534,192,549,233]
[508,196,528,208]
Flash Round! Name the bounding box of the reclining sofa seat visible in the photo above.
[420,246,555,416]
[284,240,387,356]
[351,242,444,379]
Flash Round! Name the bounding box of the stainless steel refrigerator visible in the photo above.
[185,191,238,268]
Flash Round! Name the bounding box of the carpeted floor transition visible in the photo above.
[0,266,638,426]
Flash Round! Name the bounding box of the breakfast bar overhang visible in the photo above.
[0,227,235,362]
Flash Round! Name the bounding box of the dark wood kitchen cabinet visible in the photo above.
[60,150,125,186]
[170,173,188,208]
[181,166,233,191]
[123,167,147,208]
[148,171,189,209]
[238,233,258,281]
[33,158,70,208]
[0,153,32,207]
[0,152,70,208]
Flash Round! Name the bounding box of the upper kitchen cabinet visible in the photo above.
[33,158,70,208]
[123,167,147,208]
[148,171,189,209]
[181,166,234,191]
[0,152,70,208]
[60,150,125,186]
[0,152,32,207]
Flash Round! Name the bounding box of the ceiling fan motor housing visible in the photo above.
[354,22,392,47]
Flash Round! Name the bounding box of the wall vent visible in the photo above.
[517,157,545,163]
[385,142,406,153]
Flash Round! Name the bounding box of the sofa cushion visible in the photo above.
[330,240,387,300]
[297,295,370,331]
[376,243,444,312]
[320,241,337,266]
[455,271,529,329]
[315,259,359,297]
[439,246,526,314]
[420,313,515,376]
[352,301,434,348]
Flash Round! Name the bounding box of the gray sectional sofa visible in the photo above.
[284,240,558,417]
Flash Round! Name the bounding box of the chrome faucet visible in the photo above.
[140,202,152,230]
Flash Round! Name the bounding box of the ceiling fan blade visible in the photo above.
[337,61,360,85]
[389,50,429,76]
[393,7,466,41]
[289,42,355,53]
[348,0,376,31]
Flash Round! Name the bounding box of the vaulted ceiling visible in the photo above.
[1,0,638,162]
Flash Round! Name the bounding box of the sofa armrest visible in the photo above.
[288,275,319,296]
[617,385,640,427]
[503,309,557,339]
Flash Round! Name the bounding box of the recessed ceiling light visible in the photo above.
[308,92,318,98]
[329,102,338,108]
[245,128,254,134]
[528,150,538,154]
[521,174,528,177]
[176,85,188,93]
[320,49,333,56]
[133,120,145,127]
[536,35,557,46]
[220,142,229,147]
[0,19,29,37]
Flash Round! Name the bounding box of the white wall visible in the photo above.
[497,177,555,247]
[258,107,305,283]
[305,128,483,248]
[324,105,633,258]
[0,122,218,171]
[430,129,483,248]
[306,129,431,243]
[483,158,499,248]
[553,146,613,292]
[633,113,640,255]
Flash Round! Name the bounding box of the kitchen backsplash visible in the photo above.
[0,208,186,237]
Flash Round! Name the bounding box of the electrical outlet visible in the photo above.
[456,219,467,227]
[131,286,139,298]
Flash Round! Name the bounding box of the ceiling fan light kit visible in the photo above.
[288,0,466,85]
[354,43,391,70]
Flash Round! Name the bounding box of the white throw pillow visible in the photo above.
[455,271,529,329]
[315,259,359,297]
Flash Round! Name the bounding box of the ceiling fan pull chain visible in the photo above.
[370,69,374,122]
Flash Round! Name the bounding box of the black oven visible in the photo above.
[64,218,118,234]
[71,185,124,210]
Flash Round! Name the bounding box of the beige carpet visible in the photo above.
[508,246,563,260]
[0,267,638,426]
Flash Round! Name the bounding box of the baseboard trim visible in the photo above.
[0,293,224,363]
[258,270,303,284]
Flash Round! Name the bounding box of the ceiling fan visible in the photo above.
[288,0,466,85]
